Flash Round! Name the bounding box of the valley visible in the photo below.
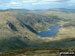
[0,9,75,52]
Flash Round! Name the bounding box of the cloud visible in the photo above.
[67,0,75,3]
[0,0,75,10]
[30,0,59,5]
[0,0,72,4]
[23,0,35,2]
[0,0,10,3]
[22,0,72,5]
[10,2,20,5]
[32,2,50,5]
[22,0,70,4]
[66,0,75,6]
[40,0,59,2]
[58,0,71,2]
[35,0,71,2]
[68,3,74,6]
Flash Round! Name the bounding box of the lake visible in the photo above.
[38,24,61,37]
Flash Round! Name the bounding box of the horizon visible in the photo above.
[0,0,75,10]
[0,8,75,11]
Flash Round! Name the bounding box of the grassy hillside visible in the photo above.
[0,9,75,52]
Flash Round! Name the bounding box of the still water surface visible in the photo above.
[38,24,61,37]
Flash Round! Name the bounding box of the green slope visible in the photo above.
[0,9,75,52]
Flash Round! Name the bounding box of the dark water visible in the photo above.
[38,24,61,37]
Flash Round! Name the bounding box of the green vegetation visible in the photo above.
[0,48,75,56]
[0,9,75,52]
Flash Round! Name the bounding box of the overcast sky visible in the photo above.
[0,0,75,10]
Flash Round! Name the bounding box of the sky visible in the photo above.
[0,0,75,10]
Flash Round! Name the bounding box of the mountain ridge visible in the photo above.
[0,9,75,51]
